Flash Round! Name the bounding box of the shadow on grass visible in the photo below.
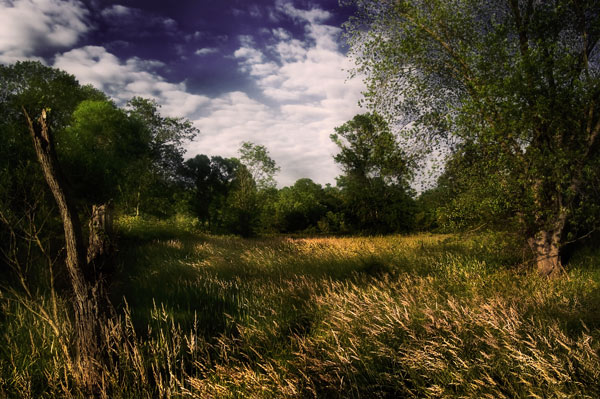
[111,223,598,350]
[111,230,409,344]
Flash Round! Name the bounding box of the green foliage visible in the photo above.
[0,62,107,201]
[222,165,260,237]
[197,142,281,237]
[182,154,238,230]
[273,179,330,233]
[256,186,280,234]
[0,62,107,280]
[0,61,106,130]
[332,113,415,233]
[331,113,411,184]
[238,141,280,190]
[180,143,282,237]
[126,97,197,182]
[0,62,200,310]
[0,63,197,222]
[420,143,519,232]
[344,0,600,252]
[58,100,145,205]
[122,97,199,218]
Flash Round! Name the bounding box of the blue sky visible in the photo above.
[0,0,366,186]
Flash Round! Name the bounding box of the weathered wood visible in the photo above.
[87,202,114,264]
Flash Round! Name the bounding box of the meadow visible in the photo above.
[2,217,600,398]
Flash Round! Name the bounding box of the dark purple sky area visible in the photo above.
[0,0,365,186]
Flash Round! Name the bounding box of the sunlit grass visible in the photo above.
[1,216,599,398]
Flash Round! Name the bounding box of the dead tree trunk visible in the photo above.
[88,202,114,266]
[23,107,102,393]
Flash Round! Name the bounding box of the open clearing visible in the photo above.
[104,219,600,397]
[3,218,600,398]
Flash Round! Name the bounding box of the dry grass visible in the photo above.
[1,218,599,398]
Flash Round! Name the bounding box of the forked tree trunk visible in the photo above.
[23,108,102,393]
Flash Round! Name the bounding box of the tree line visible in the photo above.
[183,112,417,237]
[0,61,420,249]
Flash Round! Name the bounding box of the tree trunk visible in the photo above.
[23,108,101,393]
[528,229,563,277]
[135,188,141,217]
[527,173,569,278]
[87,202,114,264]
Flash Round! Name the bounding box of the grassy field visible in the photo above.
[2,217,600,398]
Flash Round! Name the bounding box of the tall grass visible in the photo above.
[1,217,599,398]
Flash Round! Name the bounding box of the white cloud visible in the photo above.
[187,90,347,186]
[53,46,210,118]
[162,18,177,29]
[100,4,132,18]
[0,0,89,64]
[234,46,264,65]
[234,41,280,78]
[188,1,365,186]
[195,47,219,56]
[276,0,331,24]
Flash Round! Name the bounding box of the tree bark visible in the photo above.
[528,229,563,278]
[23,107,101,393]
[135,188,141,217]
[526,168,570,278]
[87,202,114,264]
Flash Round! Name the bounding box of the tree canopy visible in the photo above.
[182,154,238,229]
[238,141,280,190]
[332,113,415,233]
[344,0,600,275]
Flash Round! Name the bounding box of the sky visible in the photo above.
[0,0,366,187]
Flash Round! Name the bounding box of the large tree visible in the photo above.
[274,178,330,232]
[238,141,280,190]
[0,61,110,282]
[58,99,146,208]
[182,154,238,230]
[0,62,180,392]
[22,107,103,391]
[220,142,280,236]
[124,97,198,217]
[331,113,415,233]
[344,0,600,275]
[223,164,260,237]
